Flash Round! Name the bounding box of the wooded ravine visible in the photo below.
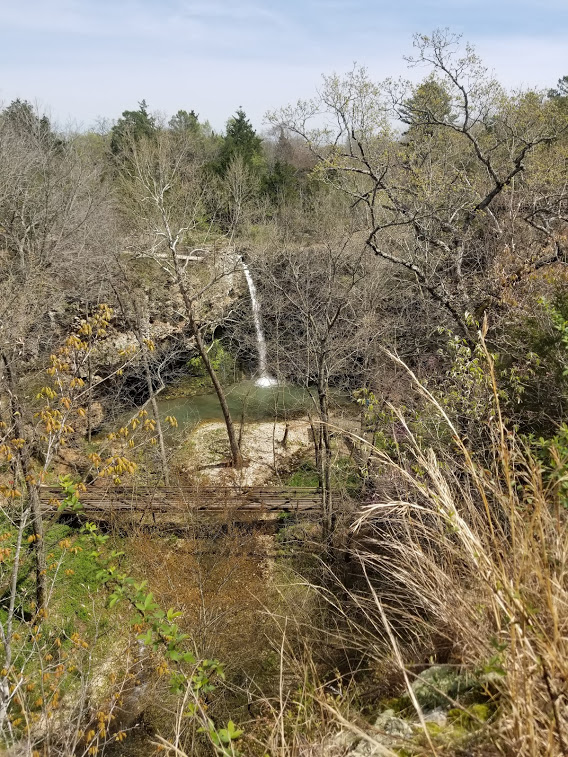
[1,31,568,757]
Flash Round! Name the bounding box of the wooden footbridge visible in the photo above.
[40,485,322,527]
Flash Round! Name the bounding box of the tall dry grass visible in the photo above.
[346,339,568,755]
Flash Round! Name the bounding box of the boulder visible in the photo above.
[374,709,413,738]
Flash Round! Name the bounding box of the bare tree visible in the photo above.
[268,31,568,339]
[109,274,172,486]
[0,103,114,611]
[117,129,244,467]
[222,153,262,237]
[253,196,382,534]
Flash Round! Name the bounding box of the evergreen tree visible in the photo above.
[548,75,568,115]
[215,108,263,175]
[548,75,568,99]
[168,109,200,134]
[262,159,298,203]
[2,99,60,147]
[110,99,156,155]
[399,76,455,129]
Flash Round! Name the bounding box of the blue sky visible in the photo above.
[1,0,566,132]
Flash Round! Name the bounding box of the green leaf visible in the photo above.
[138,629,154,646]
[226,720,243,740]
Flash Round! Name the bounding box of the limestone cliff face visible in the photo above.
[87,248,247,400]
[9,247,247,419]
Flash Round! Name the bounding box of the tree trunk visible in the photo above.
[308,411,321,472]
[190,313,243,468]
[87,353,93,443]
[171,253,243,468]
[137,296,170,486]
[28,481,47,612]
[1,354,47,612]
[317,365,333,537]
[0,510,28,728]
[142,349,170,486]
[86,303,93,444]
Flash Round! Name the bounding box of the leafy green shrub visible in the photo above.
[187,339,235,383]
[287,460,320,487]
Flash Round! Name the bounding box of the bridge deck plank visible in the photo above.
[39,485,322,519]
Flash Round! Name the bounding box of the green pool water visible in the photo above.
[156,380,322,433]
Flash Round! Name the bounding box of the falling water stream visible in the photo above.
[151,258,352,431]
[240,260,278,387]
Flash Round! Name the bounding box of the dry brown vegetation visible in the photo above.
[1,33,568,757]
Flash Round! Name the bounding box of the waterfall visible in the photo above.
[240,260,278,387]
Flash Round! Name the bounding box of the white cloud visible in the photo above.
[1,1,565,129]
[1,0,297,45]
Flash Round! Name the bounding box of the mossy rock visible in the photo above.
[381,696,413,715]
[448,702,492,730]
[374,708,413,738]
[424,721,443,736]
[411,665,474,710]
